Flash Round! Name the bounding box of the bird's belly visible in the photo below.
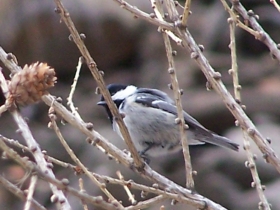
[117,106,203,157]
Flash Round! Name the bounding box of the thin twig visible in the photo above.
[230,0,280,63]
[228,16,270,210]
[126,195,166,210]
[0,134,76,171]
[181,0,192,27]
[79,178,89,210]
[24,175,38,210]
[270,0,280,12]
[67,56,83,121]
[53,0,143,169]
[243,133,271,210]
[0,69,72,210]
[49,113,124,209]
[112,0,174,31]
[0,175,46,210]
[220,0,259,38]
[150,0,182,44]
[156,0,194,190]
[0,138,117,210]
[116,171,137,205]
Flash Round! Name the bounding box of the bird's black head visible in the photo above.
[97,84,136,123]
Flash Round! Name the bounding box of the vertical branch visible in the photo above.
[24,175,38,210]
[78,178,89,210]
[67,56,83,121]
[151,0,195,190]
[228,15,271,210]
[181,0,192,27]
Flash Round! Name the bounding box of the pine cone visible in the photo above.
[8,62,57,106]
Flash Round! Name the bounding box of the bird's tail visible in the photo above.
[204,134,239,151]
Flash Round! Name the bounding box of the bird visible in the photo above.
[97,84,239,161]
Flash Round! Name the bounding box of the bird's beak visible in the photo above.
[97,101,107,106]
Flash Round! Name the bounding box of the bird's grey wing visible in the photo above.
[136,88,175,104]
[135,96,239,151]
[135,96,211,137]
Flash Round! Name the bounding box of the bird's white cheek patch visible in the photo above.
[112,85,137,100]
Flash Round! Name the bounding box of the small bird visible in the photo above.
[97,84,239,160]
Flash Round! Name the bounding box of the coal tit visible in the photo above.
[97,84,239,159]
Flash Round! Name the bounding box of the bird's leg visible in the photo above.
[138,142,156,164]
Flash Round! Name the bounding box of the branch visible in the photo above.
[0,175,46,210]
[52,0,143,169]
[228,14,271,210]
[24,175,38,210]
[230,0,280,63]
[151,0,194,190]
[0,137,119,210]
[0,67,72,210]
[181,0,192,27]
[48,112,123,208]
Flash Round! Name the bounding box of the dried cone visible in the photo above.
[8,62,57,106]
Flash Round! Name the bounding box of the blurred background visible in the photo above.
[0,0,280,209]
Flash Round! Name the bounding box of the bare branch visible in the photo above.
[53,0,143,169]
[270,0,280,12]
[0,138,118,210]
[49,112,124,209]
[126,195,166,210]
[230,0,280,63]
[151,0,194,190]
[0,68,72,210]
[111,0,174,30]
[228,14,271,210]
[0,175,46,210]
[181,0,192,27]
[116,171,137,205]
[78,178,89,210]
[24,175,38,210]
[67,56,83,121]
